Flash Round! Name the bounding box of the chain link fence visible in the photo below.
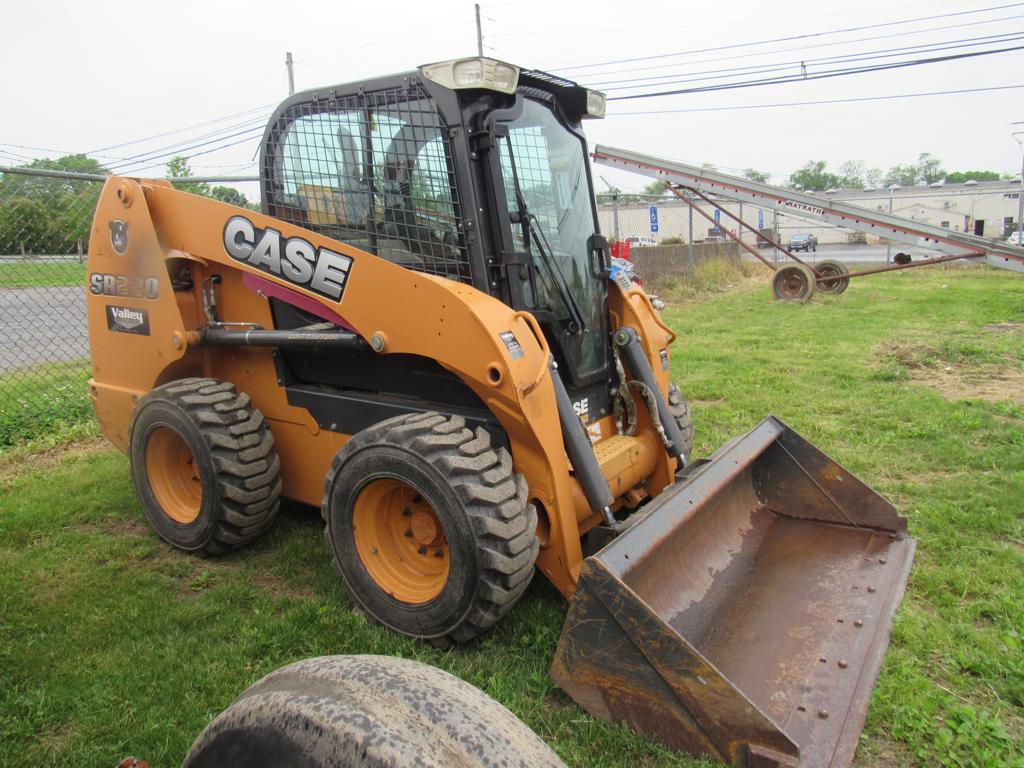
[2,162,1020,446]
[0,166,258,446]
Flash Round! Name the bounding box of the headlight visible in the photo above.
[585,89,606,118]
[421,57,519,95]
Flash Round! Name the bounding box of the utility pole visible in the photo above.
[1013,122,1024,243]
[688,201,694,263]
[475,4,483,57]
[286,52,295,96]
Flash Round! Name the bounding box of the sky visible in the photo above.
[2,0,1023,194]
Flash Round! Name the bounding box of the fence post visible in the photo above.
[688,201,694,264]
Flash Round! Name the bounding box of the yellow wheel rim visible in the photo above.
[352,478,450,604]
[145,426,202,525]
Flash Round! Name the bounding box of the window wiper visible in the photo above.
[503,137,586,334]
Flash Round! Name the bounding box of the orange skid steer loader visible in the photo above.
[86,58,915,767]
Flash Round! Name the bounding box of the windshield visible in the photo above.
[497,98,607,381]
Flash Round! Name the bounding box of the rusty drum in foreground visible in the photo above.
[551,417,915,768]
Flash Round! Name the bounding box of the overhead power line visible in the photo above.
[608,44,1024,100]
[87,103,275,155]
[591,30,1024,93]
[580,13,1024,85]
[103,122,267,173]
[607,83,1024,115]
[555,2,1024,72]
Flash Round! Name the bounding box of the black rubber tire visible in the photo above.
[184,655,566,768]
[815,259,850,295]
[129,377,281,555]
[322,412,538,644]
[771,264,816,302]
[667,382,694,461]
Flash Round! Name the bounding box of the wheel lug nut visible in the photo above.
[402,507,412,517]
[434,549,444,558]
[404,529,413,537]
[417,546,427,555]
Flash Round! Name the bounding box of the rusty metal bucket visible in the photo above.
[551,416,915,768]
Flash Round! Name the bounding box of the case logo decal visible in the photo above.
[223,215,352,301]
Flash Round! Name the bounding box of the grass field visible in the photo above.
[0,267,1021,767]
[0,360,92,446]
[0,261,86,288]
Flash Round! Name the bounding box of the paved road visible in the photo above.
[0,285,88,372]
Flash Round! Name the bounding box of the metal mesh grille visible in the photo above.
[264,85,471,283]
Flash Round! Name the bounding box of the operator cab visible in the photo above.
[259,57,611,406]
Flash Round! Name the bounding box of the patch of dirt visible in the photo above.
[906,364,1024,406]
[252,570,318,600]
[0,437,113,483]
[983,321,1023,333]
[881,341,1024,406]
[854,733,916,767]
[98,515,151,538]
[35,721,75,751]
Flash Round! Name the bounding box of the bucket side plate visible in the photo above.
[551,417,916,768]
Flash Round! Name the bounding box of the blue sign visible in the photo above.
[714,208,721,224]
[649,206,659,233]
[758,209,764,229]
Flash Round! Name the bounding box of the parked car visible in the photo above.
[1007,231,1023,246]
[625,235,657,247]
[788,233,818,252]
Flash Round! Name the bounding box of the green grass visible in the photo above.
[0,261,86,288]
[0,360,93,446]
[1,267,1022,767]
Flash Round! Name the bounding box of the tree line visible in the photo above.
[0,155,255,255]
[596,154,1012,203]
[777,153,1009,192]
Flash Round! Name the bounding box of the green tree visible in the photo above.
[788,160,841,191]
[642,179,668,197]
[209,186,252,208]
[0,197,62,254]
[838,160,866,189]
[884,163,919,187]
[945,170,1002,183]
[0,154,109,254]
[917,152,945,184]
[166,156,210,197]
[743,168,770,184]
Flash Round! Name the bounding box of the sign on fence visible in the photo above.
[649,206,659,233]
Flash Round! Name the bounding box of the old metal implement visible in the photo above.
[552,417,916,768]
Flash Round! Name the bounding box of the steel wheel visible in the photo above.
[814,259,850,295]
[771,265,816,302]
[353,478,450,604]
[145,426,202,524]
